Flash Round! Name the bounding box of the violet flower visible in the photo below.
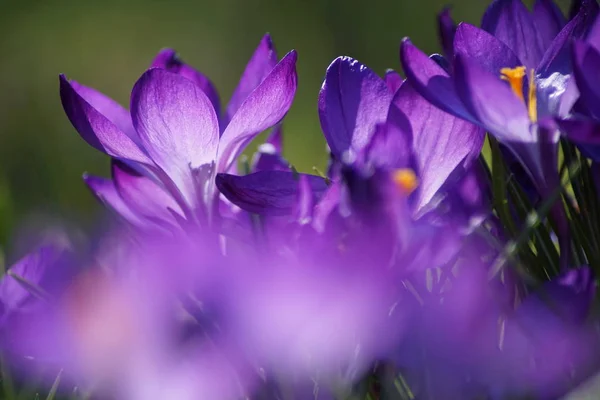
[60,34,298,229]
[401,0,598,193]
[0,242,74,329]
[399,261,597,398]
[558,16,600,160]
[218,56,485,225]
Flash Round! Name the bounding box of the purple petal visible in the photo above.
[538,0,599,74]
[112,160,184,224]
[453,53,531,143]
[293,175,316,224]
[430,54,451,71]
[536,71,574,119]
[384,69,403,95]
[312,182,342,233]
[453,23,521,75]
[572,41,600,118]
[68,81,138,141]
[363,107,413,170]
[151,49,221,122]
[527,118,561,190]
[130,68,220,206]
[217,51,298,173]
[393,82,485,213]
[265,123,283,153]
[558,118,600,160]
[225,34,279,125]
[399,39,476,124]
[83,174,147,227]
[533,0,567,49]
[252,152,289,173]
[557,77,580,117]
[215,171,328,216]
[586,11,600,51]
[481,0,544,69]
[0,246,59,313]
[438,7,457,60]
[59,75,151,164]
[520,266,595,326]
[318,57,392,159]
[252,125,289,172]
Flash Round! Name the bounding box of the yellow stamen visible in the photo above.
[500,66,538,122]
[500,66,526,103]
[527,69,537,123]
[393,168,419,195]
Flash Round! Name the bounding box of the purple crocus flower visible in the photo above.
[558,16,600,160]
[0,242,74,329]
[401,0,598,193]
[399,261,597,398]
[218,56,485,224]
[401,0,599,267]
[60,34,298,229]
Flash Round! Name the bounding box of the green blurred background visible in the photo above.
[0,0,574,247]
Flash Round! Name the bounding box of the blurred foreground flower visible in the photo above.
[1,1,600,399]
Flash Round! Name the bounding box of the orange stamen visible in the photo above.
[393,168,419,195]
[500,66,526,103]
[528,69,537,123]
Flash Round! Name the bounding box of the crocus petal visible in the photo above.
[312,182,342,233]
[384,70,403,95]
[151,49,221,121]
[215,171,328,216]
[453,53,531,143]
[586,10,600,51]
[438,7,457,60]
[557,77,580,117]
[252,125,289,172]
[0,246,59,313]
[481,0,544,69]
[68,81,138,142]
[400,39,476,124]
[539,265,596,323]
[318,56,392,158]
[537,0,599,75]
[393,82,485,213]
[112,160,184,224]
[225,34,279,125]
[217,51,298,173]
[533,0,567,49]
[293,175,316,224]
[364,106,413,170]
[265,123,283,153]
[453,23,521,75]
[59,75,151,164]
[572,41,600,118]
[130,68,220,206]
[83,174,147,227]
[558,118,600,161]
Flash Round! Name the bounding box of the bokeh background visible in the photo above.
[0,0,573,248]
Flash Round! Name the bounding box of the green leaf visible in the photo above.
[45,369,63,400]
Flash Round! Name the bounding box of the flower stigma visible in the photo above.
[393,168,419,195]
[500,66,537,123]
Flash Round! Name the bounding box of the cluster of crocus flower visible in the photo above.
[2,0,600,399]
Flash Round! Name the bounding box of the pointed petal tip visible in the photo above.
[399,38,416,60]
[214,173,231,193]
[261,33,275,49]
[284,49,298,63]
[151,48,178,66]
